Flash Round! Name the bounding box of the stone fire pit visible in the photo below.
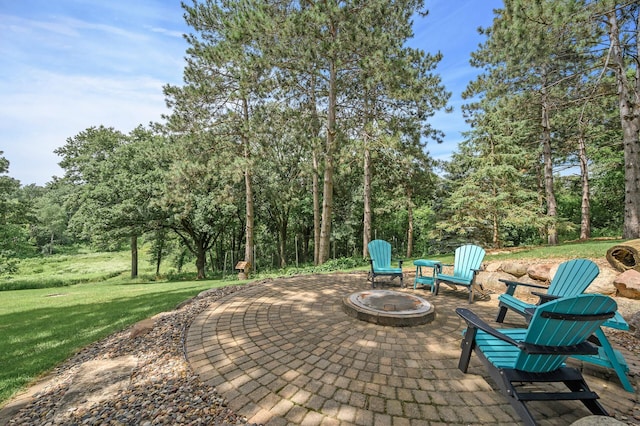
[342,289,435,326]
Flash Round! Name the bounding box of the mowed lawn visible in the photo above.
[0,279,232,406]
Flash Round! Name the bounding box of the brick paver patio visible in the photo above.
[186,273,638,425]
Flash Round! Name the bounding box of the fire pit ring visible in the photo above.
[342,289,435,327]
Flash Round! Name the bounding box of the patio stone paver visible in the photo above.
[186,273,638,425]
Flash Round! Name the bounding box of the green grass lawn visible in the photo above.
[403,239,626,265]
[0,278,235,406]
[482,238,625,261]
[1,250,141,291]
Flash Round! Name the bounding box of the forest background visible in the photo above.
[1,0,639,282]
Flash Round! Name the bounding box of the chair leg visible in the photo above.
[501,379,538,426]
[563,375,609,416]
[458,327,477,373]
[498,368,607,425]
[593,328,634,392]
[496,306,508,323]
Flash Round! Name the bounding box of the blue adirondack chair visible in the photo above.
[495,258,599,323]
[495,258,635,393]
[367,239,403,288]
[457,294,617,426]
[434,244,485,303]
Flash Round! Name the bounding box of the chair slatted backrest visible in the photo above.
[368,240,392,270]
[452,244,485,282]
[515,294,617,373]
[548,258,599,297]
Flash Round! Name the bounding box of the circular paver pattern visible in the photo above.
[186,273,638,425]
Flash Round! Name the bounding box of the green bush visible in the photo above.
[0,250,19,276]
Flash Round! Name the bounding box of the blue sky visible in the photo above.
[1,0,502,186]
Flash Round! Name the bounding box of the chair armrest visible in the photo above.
[456,308,519,346]
[498,279,547,296]
[460,308,598,356]
[499,279,547,289]
[603,312,629,330]
[435,263,452,276]
[531,291,559,304]
[518,340,598,356]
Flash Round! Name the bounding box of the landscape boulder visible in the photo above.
[628,311,640,337]
[58,356,138,422]
[613,269,640,300]
[527,263,553,282]
[484,262,501,273]
[501,262,528,278]
[130,318,155,339]
[586,265,618,296]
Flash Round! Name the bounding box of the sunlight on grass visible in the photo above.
[483,239,625,261]
[0,278,236,405]
[1,249,174,291]
[33,339,71,352]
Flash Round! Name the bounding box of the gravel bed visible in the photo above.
[6,283,259,426]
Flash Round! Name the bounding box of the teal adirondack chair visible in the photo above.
[495,258,599,323]
[434,244,485,303]
[367,239,403,288]
[457,294,617,426]
[495,258,634,392]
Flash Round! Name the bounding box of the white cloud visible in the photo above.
[0,1,189,185]
[148,26,185,39]
[1,68,172,185]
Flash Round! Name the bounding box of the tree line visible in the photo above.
[0,0,637,280]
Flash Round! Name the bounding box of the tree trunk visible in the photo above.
[607,10,640,239]
[131,235,138,279]
[490,137,500,248]
[540,84,558,245]
[279,218,288,268]
[307,73,322,266]
[155,232,164,276]
[578,133,591,240]
[302,227,310,263]
[492,185,500,248]
[492,211,500,248]
[363,133,372,258]
[209,250,215,275]
[313,149,321,265]
[406,187,413,258]
[196,244,206,280]
[242,97,255,269]
[319,54,337,264]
